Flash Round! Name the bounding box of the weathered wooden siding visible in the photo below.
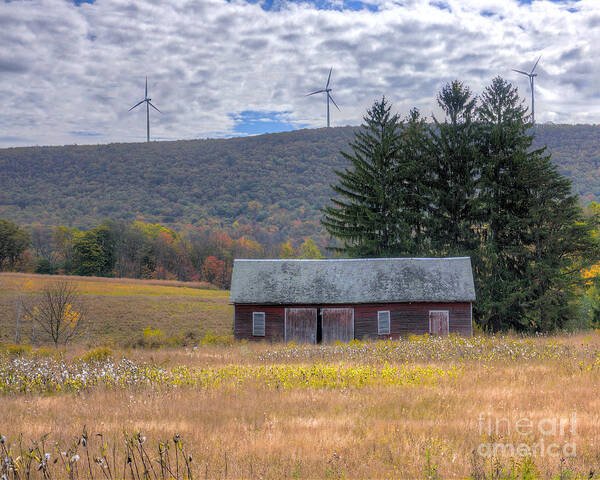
[234,302,472,341]
[429,310,450,336]
[353,302,471,338]
[234,305,285,341]
[322,308,354,343]
[285,308,317,344]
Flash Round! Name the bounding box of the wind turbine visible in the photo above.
[306,67,340,128]
[513,56,541,124]
[128,76,161,142]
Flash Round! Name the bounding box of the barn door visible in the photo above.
[321,308,354,343]
[429,310,449,336]
[285,308,317,344]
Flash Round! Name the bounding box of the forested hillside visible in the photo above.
[0,128,357,246]
[1,124,599,245]
[534,124,600,203]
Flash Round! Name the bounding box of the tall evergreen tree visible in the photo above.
[519,153,598,331]
[323,80,598,332]
[476,77,599,331]
[399,108,432,255]
[322,98,412,256]
[428,81,480,255]
[475,77,535,330]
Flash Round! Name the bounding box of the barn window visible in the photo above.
[377,311,390,335]
[253,312,266,337]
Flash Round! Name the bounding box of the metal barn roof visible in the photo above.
[229,257,476,304]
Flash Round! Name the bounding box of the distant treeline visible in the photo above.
[0,219,325,289]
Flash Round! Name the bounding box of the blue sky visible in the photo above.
[232,111,308,135]
[0,0,598,146]
[72,0,578,10]
[237,0,379,12]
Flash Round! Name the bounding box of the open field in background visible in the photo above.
[0,273,232,346]
[2,335,600,479]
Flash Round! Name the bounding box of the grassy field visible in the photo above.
[0,272,233,346]
[2,273,600,478]
[1,335,600,479]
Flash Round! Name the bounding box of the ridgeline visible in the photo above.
[1,124,599,243]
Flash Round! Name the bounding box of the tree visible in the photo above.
[54,226,77,273]
[279,240,294,259]
[475,77,536,330]
[23,280,87,347]
[106,220,148,278]
[153,230,176,280]
[428,81,480,255]
[399,108,432,255]
[297,237,324,259]
[202,256,228,288]
[475,77,599,331]
[72,225,115,276]
[322,97,413,256]
[0,219,30,271]
[519,154,598,331]
[31,225,59,272]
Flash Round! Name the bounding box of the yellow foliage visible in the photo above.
[582,263,600,281]
[279,240,294,259]
[64,304,81,329]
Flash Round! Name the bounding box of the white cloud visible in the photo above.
[0,0,599,147]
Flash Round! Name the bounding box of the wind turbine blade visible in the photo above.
[145,76,148,98]
[149,101,161,113]
[128,99,145,111]
[512,69,530,76]
[326,67,332,88]
[329,93,340,111]
[530,55,541,74]
[306,89,326,96]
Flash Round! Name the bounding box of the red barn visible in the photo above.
[230,257,476,343]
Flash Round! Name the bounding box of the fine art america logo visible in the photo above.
[477,413,577,458]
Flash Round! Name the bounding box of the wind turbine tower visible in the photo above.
[129,77,161,142]
[513,56,541,124]
[306,67,340,128]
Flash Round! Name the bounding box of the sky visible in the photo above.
[0,0,599,147]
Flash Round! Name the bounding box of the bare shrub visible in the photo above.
[23,280,87,347]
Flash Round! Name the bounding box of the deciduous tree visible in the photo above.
[23,280,87,347]
[0,219,30,271]
[297,237,324,259]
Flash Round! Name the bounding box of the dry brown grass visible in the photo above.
[2,273,600,478]
[2,336,600,479]
[0,272,232,346]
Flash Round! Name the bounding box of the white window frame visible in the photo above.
[252,312,266,337]
[377,310,391,335]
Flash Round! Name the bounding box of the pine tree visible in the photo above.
[322,97,412,257]
[476,77,599,331]
[520,153,598,331]
[428,81,480,255]
[399,108,432,254]
[475,77,535,331]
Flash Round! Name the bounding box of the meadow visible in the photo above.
[2,273,600,479]
[2,335,600,479]
[0,273,232,346]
